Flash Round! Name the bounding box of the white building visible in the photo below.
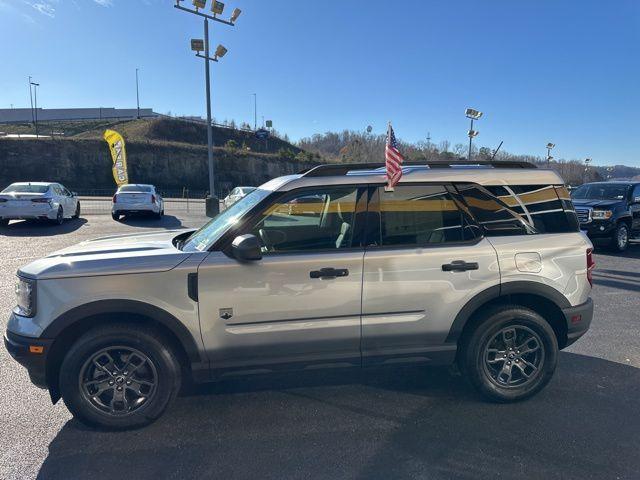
[0,107,158,123]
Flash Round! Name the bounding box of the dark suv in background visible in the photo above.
[571,181,640,251]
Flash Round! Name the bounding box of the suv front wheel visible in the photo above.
[610,222,629,252]
[459,305,558,402]
[59,324,181,430]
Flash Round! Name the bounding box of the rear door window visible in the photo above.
[370,185,478,247]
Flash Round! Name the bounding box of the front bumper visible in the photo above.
[579,220,616,239]
[561,297,593,347]
[4,330,53,388]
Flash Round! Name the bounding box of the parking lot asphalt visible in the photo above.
[1,213,639,480]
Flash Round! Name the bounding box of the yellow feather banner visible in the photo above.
[103,129,129,186]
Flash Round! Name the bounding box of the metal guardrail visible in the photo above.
[78,197,207,215]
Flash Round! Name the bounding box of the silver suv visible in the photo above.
[4,161,594,429]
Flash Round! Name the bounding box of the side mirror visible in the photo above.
[231,234,262,261]
[72,192,78,197]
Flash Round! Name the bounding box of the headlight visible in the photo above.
[592,209,613,220]
[15,276,36,317]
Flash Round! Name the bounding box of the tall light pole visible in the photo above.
[465,108,482,161]
[546,142,555,166]
[28,76,35,126]
[30,81,40,138]
[583,158,592,184]
[174,0,242,217]
[136,68,141,119]
[252,93,257,131]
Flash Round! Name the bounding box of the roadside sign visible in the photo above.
[255,128,270,139]
[265,120,273,128]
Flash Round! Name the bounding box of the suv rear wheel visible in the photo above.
[59,324,181,430]
[459,305,558,402]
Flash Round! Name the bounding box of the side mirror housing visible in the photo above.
[231,234,262,261]
[72,192,78,197]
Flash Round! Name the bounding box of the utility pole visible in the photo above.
[136,68,140,119]
[174,0,241,217]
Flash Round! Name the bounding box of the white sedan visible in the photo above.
[112,184,164,221]
[222,186,256,210]
[0,182,80,226]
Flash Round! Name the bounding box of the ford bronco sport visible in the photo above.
[5,160,594,429]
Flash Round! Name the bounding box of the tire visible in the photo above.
[112,212,120,221]
[73,202,81,219]
[59,324,181,430]
[52,206,64,225]
[459,305,558,403]
[610,222,629,252]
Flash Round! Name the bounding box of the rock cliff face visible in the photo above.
[0,139,317,195]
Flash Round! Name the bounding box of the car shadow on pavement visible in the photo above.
[0,218,87,237]
[37,352,639,480]
[594,244,640,259]
[118,215,184,229]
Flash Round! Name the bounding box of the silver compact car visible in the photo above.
[111,184,164,220]
[0,182,80,226]
[5,161,594,429]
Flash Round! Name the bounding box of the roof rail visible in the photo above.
[301,160,537,177]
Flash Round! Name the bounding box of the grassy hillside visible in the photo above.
[1,117,321,160]
[0,118,323,194]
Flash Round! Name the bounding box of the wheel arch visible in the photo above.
[42,300,204,403]
[447,282,570,350]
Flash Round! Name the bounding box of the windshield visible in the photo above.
[119,185,152,193]
[1,184,49,194]
[571,184,629,201]
[181,188,272,252]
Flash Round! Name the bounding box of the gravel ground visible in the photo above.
[0,214,638,480]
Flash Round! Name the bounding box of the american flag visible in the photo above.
[385,123,404,190]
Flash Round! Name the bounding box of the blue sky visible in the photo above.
[0,0,638,165]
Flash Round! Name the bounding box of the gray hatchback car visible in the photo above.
[5,161,594,429]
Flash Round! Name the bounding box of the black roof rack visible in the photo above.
[300,160,538,177]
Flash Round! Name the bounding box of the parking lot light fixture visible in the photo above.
[465,107,482,161]
[546,143,555,166]
[211,1,224,15]
[230,7,241,23]
[191,39,205,52]
[214,44,228,59]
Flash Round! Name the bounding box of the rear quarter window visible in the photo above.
[484,184,579,234]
